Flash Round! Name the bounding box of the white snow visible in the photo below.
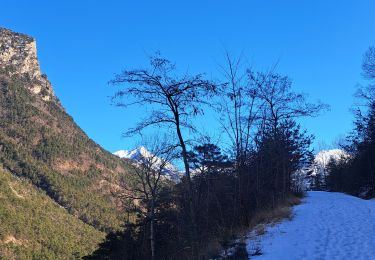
[114,146,152,161]
[114,146,182,182]
[297,149,350,190]
[248,191,375,260]
[311,149,349,177]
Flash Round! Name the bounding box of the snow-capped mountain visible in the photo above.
[114,146,182,182]
[305,149,350,190]
[293,149,350,191]
[312,149,349,175]
[114,146,154,161]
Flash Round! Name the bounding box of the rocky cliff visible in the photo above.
[0,27,136,258]
[0,27,54,101]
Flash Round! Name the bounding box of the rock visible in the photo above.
[0,27,55,102]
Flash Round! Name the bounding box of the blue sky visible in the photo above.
[2,1,375,153]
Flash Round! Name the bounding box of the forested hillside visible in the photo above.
[0,27,138,258]
[0,71,136,231]
[0,167,105,259]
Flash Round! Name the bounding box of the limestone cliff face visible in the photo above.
[0,27,54,101]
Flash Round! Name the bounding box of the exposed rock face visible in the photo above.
[0,27,55,101]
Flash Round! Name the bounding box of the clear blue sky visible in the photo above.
[2,1,375,152]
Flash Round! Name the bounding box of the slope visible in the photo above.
[0,26,137,234]
[248,191,375,259]
[0,166,105,259]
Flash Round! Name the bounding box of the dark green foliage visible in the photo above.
[33,130,70,162]
[89,130,310,259]
[326,102,375,198]
[87,186,182,260]
[0,127,125,232]
[0,70,137,258]
[0,167,105,259]
[84,229,141,260]
[255,120,313,197]
[326,47,375,198]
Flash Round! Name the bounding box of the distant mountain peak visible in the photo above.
[114,146,151,161]
[295,149,350,190]
[114,147,182,182]
[313,149,349,169]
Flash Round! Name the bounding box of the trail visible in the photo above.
[248,191,375,260]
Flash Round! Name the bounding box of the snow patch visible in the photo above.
[248,191,375,259]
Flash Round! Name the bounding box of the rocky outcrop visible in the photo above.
[0,27,55,101]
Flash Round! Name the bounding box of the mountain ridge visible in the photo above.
[296,149,350,190]
[0,27,137,258]
[114,146,182,182]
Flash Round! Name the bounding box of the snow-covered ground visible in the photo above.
[248,192,375,260]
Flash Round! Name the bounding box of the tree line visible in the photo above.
[326,47,375,198]
[85,52,325,259]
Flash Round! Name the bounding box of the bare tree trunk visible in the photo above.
[150,198,155,260]
[175,115,199,259]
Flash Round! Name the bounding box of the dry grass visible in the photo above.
[249,196,301,228]
[8,182,25,199]
[208,195,303,259]
[1,235,28,246]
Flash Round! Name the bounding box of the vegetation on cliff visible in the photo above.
[0,166,105,259]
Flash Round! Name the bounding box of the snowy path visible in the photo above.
[248,191,375,260]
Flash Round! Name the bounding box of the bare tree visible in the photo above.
[247,70,328,135]
[217,52,262,225]
[362,46,375,80]
[218,53,260,164]
[110,53,218,258]
[356,46,375,105]
[120,138,178,260]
